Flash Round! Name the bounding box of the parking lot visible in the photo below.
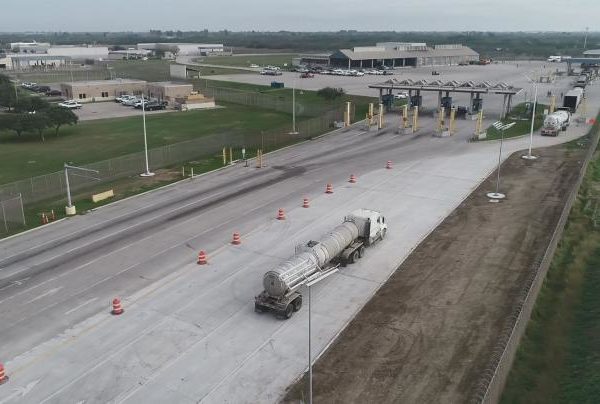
[72,101,177,121]
[209,61,565,118]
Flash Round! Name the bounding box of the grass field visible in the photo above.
[196,78,376,119]
[195,53,297,68]
[0,104,297,184]
[500,129,600,403]
[483,103,547,141]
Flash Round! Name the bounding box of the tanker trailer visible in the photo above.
[255,209,387,319]
[541,110,570,136]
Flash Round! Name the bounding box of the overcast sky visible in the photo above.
[2,0,598,32]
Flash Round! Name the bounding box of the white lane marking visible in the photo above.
[24,287,62,305]
[0,379,40,404]
[64,297,98,316]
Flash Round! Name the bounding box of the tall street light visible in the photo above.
[290,78,299,135]
[140,97,155,177]
[487,121,516,201]
[522,74,538,160]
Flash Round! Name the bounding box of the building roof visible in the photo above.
[331,46,479,61]
[148,81,193,87]
[369,78,522,95]
[6,54,70,61]
[63,79,147,87]
[583,49,600,56]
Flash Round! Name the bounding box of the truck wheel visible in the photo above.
[284,304,294,319]
[351,250,360,263]
[293,296,303,312]
[358,246,365,258]
[380,228,387,241]
[255,303,265,313]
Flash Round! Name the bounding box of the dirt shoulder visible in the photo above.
[283,141,587,404]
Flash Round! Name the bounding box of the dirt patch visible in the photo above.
[283,142,587,404]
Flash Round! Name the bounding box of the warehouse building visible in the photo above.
[137,43,230,57]
[0,54,70,70]
[146,82,194,105]
[313,43,478,68]
[61,79,147,103]
[47,45,109,60]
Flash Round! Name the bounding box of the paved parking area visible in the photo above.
[208,61,565,118]
[73,101,176,121]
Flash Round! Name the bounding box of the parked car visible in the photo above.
[45,90,62,96]
[133,98,152,108]
[432,70,440,75]
[143,101,167,111]
[116,94,135,103]
[249,64,260,68]
[394,92,409,99]
[122,97,142,106]
[300,72,314,78]
[260,69,282,76]
[58,100,82,109]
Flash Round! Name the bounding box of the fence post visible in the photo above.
[19,194,26,226]
[1,201,8,233]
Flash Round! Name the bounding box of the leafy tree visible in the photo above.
[27,112,50,142]
[14,96,50,114]
[47,106,78,136]
[317,87,346,101]
[0,78,17,111]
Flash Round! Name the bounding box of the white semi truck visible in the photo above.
[255,209,387,319]
[541,110,571,136]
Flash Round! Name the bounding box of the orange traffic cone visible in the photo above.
[386,160,392,169]
[50,209,56,221]
[197,250,207,265]
[302,198,310,208]
[276,208,286,220]
[0,363,8,385]
[232,232,241,245]
[349,174,357,183]
[41,213,48,225]
[111,298,124,315]
[325,184,333,194]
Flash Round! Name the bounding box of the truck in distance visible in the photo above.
[255,209,387,319]
[563,88,584,113]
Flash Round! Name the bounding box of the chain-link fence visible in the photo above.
[0,194,26,234]
[0,109,344,206]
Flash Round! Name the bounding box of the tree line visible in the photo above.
[0,74,78,142]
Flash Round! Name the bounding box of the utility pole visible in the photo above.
[140,97,155,177]
[63,164,99,215]
[487,122,516,201]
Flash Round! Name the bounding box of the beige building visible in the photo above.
[61,79,147,102]
[146,82,193,105]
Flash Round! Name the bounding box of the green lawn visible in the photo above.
[482,103,547,141]
[0,104,296,184]
[195,78,376,119]
[195,53,297,68]
[500,125,600,403]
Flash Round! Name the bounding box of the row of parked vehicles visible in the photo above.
[115,95,167,111]
[298,66,394,77]
[21,82,62,96]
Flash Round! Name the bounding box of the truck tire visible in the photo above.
[293,296,303,312]
[351,250,360,263]
[380,228,387,241]
[284,304,294,319]
[358,246,365,258]
[255,303,265,313]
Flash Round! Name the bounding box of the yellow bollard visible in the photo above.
[229,147,233,165]
[412,106,419,133]
[449,107,456,135]
[402,104,409,129]
[222,147,227,165]
[182,166,185,178]
[368,103,374,125]
[549,95,556,114]
[438,107,445,133]
[345,102,351,127]
[378,103,384,129]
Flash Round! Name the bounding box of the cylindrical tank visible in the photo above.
[263,221,359,298]
[544,110,569,128]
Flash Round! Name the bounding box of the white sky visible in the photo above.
[1,0,598,32]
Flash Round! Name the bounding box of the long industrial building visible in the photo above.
[302,42,479,68]
[137,43,230,57]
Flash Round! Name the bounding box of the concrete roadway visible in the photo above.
[0,76,597,403]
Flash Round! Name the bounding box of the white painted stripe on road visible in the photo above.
[24,287,62,305]
[64,297,98,316]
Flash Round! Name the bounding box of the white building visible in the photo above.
[137,43,228,56]
[47,46,109,60]
[9,41,50,53]
[0,54,70,71]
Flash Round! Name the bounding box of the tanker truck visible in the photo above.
[255,209,387,319]
[541,110,571,136]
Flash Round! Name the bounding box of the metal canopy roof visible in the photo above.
[369,78,522,95]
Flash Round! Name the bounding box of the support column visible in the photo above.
[501,94,508,119]
[371,59,374,68]
[348,59,351,69]
[506,94,513,115]
[402,58,405,67]
[379,89,383,103]
[469,92,474,114]
[392,59,396,68]
[438,91,442,109]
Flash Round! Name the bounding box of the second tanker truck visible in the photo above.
[255,209,387,319]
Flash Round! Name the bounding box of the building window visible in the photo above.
[101,91,109,98]
[78,93,86,99]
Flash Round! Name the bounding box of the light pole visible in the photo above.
[487,121,516,201]
[140,97,155,177]
[522,74,538,160]
[290,79,299,135]
[63,164,99,215]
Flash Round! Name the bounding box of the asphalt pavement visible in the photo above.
[0,71,597,403]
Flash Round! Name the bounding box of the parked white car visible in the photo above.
[58,100,82,109]
[116,94,135,103]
